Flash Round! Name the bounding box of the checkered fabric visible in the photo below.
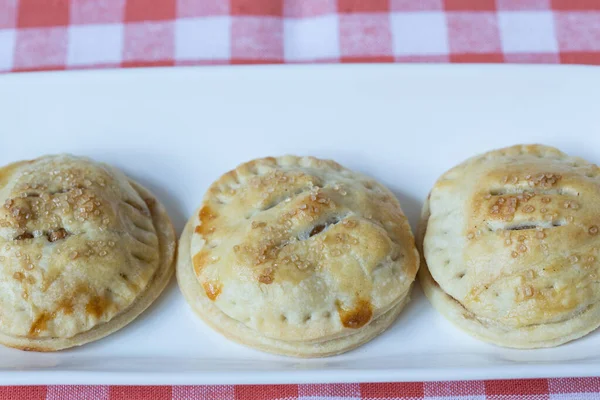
[2,0,600,398]
[2,379,600,399]
[1,0,600,72]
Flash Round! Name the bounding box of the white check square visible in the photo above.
[67,24,123,66]
[284,15,340,61]
[0,29,15,71]
[175,17,231,60]
[391,11,449,56]
[499,11,558,53]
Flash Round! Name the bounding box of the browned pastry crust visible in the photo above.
[419,144,600,348]
[0,155,176,351]
[177,155,418,357]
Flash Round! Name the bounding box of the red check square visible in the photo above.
[231,0,283,16]
[17,0,70,28]
[0,387,46,400]
[235,385,298,400]
[338,0,390,13]
[450,53,504,62]
[552,0,600,10]
[125,0,176,22]
[361,382,425,398]
[486,379,549,396]
[444,0,497,11]
[560,52,600,64]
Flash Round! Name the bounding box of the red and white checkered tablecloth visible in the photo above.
[2,0,600,399]
[0,0,599,72]
[2,379,600,399]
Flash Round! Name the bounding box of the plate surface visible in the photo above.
[0,64,599,385]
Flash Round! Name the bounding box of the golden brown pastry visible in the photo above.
[419,144,600,348]
[0,154,176,351]
[177,155,419,357]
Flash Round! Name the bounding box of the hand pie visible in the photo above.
[419,144,600,348]
[177,156,419,357]
[0,154,176,351]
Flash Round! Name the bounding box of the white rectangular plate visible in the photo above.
[1,64,600,385]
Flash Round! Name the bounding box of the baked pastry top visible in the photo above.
[0,154,175,350]
[421,144,600,347]
[182,155,418,354]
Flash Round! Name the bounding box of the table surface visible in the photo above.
[1,0,600,398]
